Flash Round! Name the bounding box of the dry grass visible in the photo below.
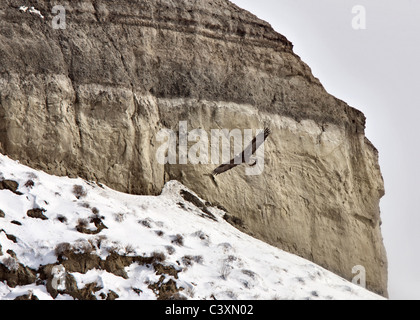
[171,234,184,246]
[73,185,87,199]
[165,246,176,255]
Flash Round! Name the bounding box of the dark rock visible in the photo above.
[27,208,48,220]
[0,180,22,195]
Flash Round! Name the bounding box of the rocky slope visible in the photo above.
[0,1,387,295]
[0,154,383,300]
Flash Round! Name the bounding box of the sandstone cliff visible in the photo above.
[0,0,387,295]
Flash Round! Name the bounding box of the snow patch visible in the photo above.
[18,5,44,19]
[0,154,384,300]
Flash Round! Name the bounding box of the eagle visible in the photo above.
[212,128,271,176]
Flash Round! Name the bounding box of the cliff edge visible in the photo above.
[0,0,387,295]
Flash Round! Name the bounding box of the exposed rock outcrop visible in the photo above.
[0,0,387,295]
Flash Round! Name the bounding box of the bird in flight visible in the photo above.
[212,128,271,176]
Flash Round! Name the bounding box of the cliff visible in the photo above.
[0,0,387,295]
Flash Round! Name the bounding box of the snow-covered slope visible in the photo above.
[0,154,383,300]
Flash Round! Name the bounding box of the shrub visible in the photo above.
[124,244,136,255]
[73,185,87,199]
[155,230,164,237]
[182,255,204,267]
[296,277,305,284]
[57,215,68,223]
[2,257,19,271]
[182,255,194,267]
[139,219,152,228]
[241,269,257,279]
[89,235,108,250]
[26,172,38,180]
[114,213,125,222]
[54,242,72,257]
[151,251,166,263]
[220,262,232,280]
[79,202,90,208]
[90,212,105,225]
[171,234,184,246]
[223,214,244,228]
[193,230,209,241]
[184,286,196,298]
[24,180,35,189]
[76,218,89,229]
[165,246,176,255]
[225,290,238,300]
[193,255,204,264]
[226,255,237,263]
[72,240,94,255]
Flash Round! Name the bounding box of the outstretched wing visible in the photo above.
[212,128,271,176]
[242,128,271,161]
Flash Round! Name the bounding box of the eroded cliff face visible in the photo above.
[0,0,387,295]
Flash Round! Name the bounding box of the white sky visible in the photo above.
[231,0,420,300]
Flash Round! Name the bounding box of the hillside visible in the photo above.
[0,154,381,300]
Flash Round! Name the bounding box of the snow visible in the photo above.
[18,6,44,19]
[0,154,384,300]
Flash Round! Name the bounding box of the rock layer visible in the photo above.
[0,0,387,295]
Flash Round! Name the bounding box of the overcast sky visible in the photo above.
[231,0,420,299]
